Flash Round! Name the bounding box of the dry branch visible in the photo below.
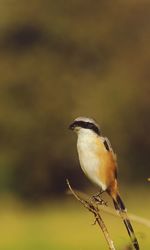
[102,206,150,228]
[66,179,116,250]
[67,188,150,228]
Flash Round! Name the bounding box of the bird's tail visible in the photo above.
[113,193,140,250]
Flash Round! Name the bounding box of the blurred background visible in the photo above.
[0,1,150,249]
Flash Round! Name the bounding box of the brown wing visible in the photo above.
[95,136,118,190]
[103,137,116,157]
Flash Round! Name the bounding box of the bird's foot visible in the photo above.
[90,191,107,206]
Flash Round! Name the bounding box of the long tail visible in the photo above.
[113,193,140,250]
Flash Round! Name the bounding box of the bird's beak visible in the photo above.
[68,122,75,130]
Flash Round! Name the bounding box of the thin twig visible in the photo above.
[101,206,150,228]
[67,188,150,228]
[66,179,116,250]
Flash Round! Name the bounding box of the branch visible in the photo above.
[66,179,116,250]
[67,188,150,228]
[101,206,150,228]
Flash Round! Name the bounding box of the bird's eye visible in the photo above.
[88,123,94,129]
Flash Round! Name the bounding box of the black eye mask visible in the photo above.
[72,120,100,135]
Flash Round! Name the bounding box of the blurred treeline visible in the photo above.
[0,0,150,200]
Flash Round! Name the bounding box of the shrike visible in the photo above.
[69,117,139,250]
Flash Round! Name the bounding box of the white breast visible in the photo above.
[77,129,106,190]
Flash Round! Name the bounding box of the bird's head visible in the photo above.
[69,117,100,136]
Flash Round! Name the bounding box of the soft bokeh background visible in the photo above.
[0,1,150,249]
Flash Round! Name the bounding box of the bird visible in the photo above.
[69,116,139,250]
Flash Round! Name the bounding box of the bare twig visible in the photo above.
[99,205,150,228]
[67,188,150,228]
[66,179,116,250]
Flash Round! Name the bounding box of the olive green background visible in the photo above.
[0,1,149,249]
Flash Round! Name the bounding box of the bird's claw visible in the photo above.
[90,192,107,206]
